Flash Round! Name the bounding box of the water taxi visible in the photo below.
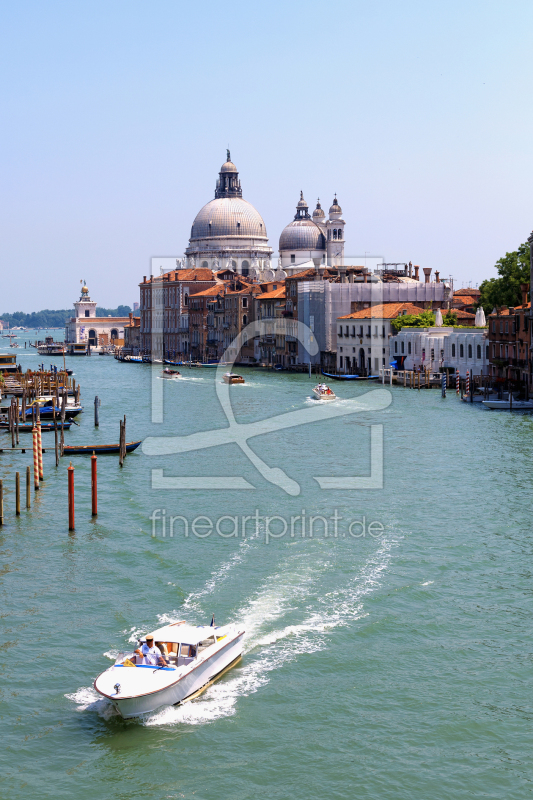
[223,373,245,384]
[312,383,337,401]
[161,367,180,378]
[94,619,245,718]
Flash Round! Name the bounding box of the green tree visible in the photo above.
[478,242,530,314]
[442,311,458,326]
[391,309,435,333]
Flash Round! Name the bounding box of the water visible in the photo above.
[1,335,533,799]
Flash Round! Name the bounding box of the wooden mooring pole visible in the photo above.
[68,462,75,531]
[26,466,31,508]
[91,452,97,516]
[0,479,3,525]
[94,396,100,427]
[15,472,20,516]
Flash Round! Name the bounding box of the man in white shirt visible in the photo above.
[135,635,167,666]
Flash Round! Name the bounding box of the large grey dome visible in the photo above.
[279,219,326,251]
[190,197,268,240]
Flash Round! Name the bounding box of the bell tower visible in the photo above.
[326,195,345,267]
[73,281,97,319]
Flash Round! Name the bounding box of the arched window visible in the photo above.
[408,341,411,355]
[242,314,248,326]
[460,344,464,358]
[452,343,455,357]
[201,261,208,268]
[394,341,398,353]
[477,344,481,359]
[241,260,250,276]
[337,229,342,240]
[88,329,97,345]
[111,328,118,340]
[468,344,472,358]
[333,229,337,239]
[231,260,237,269]
[401,341,404,354]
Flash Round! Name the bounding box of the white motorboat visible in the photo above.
[94,620,245,718]
[160,368,181,379]
[482,399,533,410]
[312,383,337,401]
[462,387,498,403]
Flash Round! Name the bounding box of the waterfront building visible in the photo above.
[64,283,130,348]
[389,326,489,376]
[185,151,273,276]
[336,302,425,375]
[124,313,141,354]
[487,296,531,386]
[256,285,287,366]
[139,268,217,359]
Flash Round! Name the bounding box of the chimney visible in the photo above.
[414,265,419,281]
[520,282,529,306]
[409,261,413,278]
[363,272,368,283]
[129,312,133,321]
[143,276,146,283]
[423,268,432,284]
[435,271,440,283]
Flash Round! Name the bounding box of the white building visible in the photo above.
[337,302,425,375]
[64,283,130,348]
[279,194,345,273]
[184,151,273,277]
[389,326,489,376]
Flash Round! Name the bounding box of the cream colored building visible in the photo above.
[64,283,130,348]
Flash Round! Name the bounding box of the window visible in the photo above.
[242,314,248,326]
[242,297,248,308]
[201,261,208,268]
[401,341,404,354]
[111,329,118,340]
[184,293,189,306]
[359,326,363,337]
[232,260,237,269]
[382,326,385,338]
[500,322,503,333]
[460,344,464,357]
[241,260,250,276]
[333,229,337,239]
[345,326,349,337]
[468,344,472,358]
[338,230,342,240]
[291,254,295,264]
[491,321,495,333]
[452,343,455,357]
[367,325,371,337]
[505,321,508,333]
[394,341,398,353]
[339,356,343,368]
[408,341,411,355]
[431,348,434,360]
[477,344,481,359]
[85,310,90,317]
[338,327,343,338]
[486,345,489,359]
[351,326,355,337]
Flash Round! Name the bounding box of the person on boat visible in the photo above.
[135,635,167,666]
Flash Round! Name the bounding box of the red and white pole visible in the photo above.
[37,421,43,481]
[456,371,460,394]
[465,371,470,398]
[32,426,40,491]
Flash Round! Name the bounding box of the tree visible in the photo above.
[478,242,530,314]
[442,311,458,326]
[391,309,435,333]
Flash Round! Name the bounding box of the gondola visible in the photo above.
[321,371,380,381]
[62,440,142,455]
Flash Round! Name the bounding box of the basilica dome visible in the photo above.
[190,197,268,241]
[279,192,326,252]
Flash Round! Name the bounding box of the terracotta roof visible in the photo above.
[188,285,227,298]
[451,309,475,320]
[488,302,531,317]
[287,268,317,280]
[258,288,286,300]
[452,295,476,305]
[142,268,214,284]
[338,302,426,320]
[454,287,480,296]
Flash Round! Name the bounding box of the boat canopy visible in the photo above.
[141,624,218,645]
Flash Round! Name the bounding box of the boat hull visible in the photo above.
[482,400,533,410]
[97,632,244,719]
[63,440,141,455]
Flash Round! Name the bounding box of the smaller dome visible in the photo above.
[329,195,342,214]
[221,160,238,174]
[313,199,325,219]
[279,219,326,252]
[297,190,308,209]
[81,284,89,295]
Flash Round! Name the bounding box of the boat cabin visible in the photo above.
[69,343,88,355]
[0,353,18,373]
[133,623,221,667]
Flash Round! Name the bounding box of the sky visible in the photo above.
[1,0,533,312]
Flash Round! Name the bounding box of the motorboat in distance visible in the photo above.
[312,383,337,401]
[161,368,180,378]
[223,373,245,384]
[94,619,245,718]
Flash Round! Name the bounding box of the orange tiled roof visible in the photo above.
[338,302,426,320]
[454,287,481,296]
[452,295,476,305]
[287,268,317,280]
[141,268,214,284]
[188,285,227,298]
[258,288,286,300]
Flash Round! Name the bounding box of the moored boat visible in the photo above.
[62,440,142,455]
[223,372,245,384]
[482,399,533,410]
[94,619,245,719]
[312,383,337,401]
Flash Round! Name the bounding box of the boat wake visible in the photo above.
[67,536,399,726]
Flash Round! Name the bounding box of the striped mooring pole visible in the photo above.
[465,371,470,398]
[456,371,460,394]
[32,426,40,491]
[441,372,446,398]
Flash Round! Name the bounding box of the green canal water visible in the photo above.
[1,334,533,799]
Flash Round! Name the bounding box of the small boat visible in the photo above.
[223,372,245,384]
[0,420,72,432]
[312,383,337,401]
[321,371,379,381]
[482,399,533,410]
[461,388,498,403]
[62,440,142,455]
[23,403,83,419]
[161,368,180,378]
[94,618,245,719]
[273,364,284,371]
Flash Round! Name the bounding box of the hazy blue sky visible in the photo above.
[1,0,532,311]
